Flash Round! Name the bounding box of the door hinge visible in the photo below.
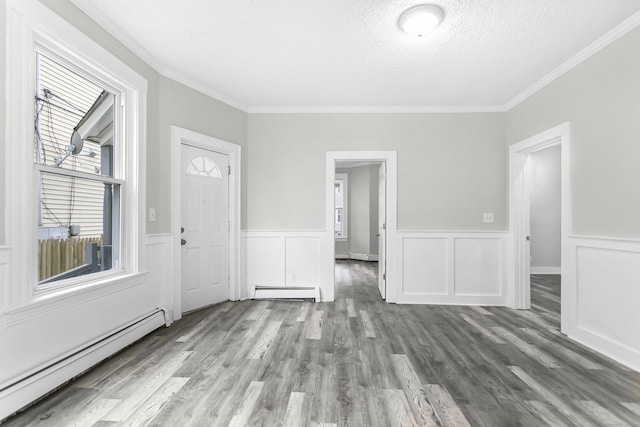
[228,165,231,175]
[383,273,386,281]
[228,221,231,231]
[383,223,386,230]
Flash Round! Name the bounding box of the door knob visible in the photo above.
[181,238,187,246]
[181,227,185,233]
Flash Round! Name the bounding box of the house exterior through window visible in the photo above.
[4,0,147,304]
[34,52,120,284]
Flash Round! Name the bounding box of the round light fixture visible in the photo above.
[398,4,444,38]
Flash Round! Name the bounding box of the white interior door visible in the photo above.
[378,163,386,299]
[181,144,229,312]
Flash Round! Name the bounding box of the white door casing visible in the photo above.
[378,163,387,299]
[325,151,397,303]
[508,122,571,333]
[181,144,229,312]
[171,126,242,322]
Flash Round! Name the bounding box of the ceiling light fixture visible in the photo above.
[398,4,444,38]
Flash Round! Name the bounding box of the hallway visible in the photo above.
[4,262,640,426]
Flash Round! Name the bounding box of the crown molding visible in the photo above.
[70,1,640,115]
[158,68,248,112]
[70,0,248,112]
[247,105,507,114]
[70,0,163,73]
[504,9,640,111]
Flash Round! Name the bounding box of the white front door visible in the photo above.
[378,163,386,299]
[181,144,229,312]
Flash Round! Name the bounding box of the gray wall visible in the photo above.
[155,77,247,232]
[350,166,370,254]
[348,165,379,256]
[530,146,561,269]
[507,27,640,238]
[247,113,506,231]
[5,3,637,242]
[334,166,379,257]
[0,0,6,243]
[0,0,247,243]
[368,164,379,255]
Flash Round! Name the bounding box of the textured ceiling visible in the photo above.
[70,0,640,111]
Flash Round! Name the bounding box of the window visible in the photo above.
[35,53,118,283]
[186,156,222,178]
[5,0,147,302]
[335,173,348,238]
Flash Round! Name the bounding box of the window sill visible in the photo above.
[3,271,147,327]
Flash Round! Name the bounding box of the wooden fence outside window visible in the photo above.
[38,236,103,281]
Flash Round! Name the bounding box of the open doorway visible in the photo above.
[324,151,397,303]
[529,146,562,324]
[508,122,571,332]
[333,161,384,298]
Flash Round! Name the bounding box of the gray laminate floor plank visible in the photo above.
[3,265,639,426]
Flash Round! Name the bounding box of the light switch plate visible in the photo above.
[483,212,494,223]
[149,208,156,222]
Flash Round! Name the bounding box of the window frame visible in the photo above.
[4,0,147,309]
[334,173,349,240]
[34,48,122,285]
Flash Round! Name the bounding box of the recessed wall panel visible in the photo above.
[402,237,448,295]
[454,238,501,296]
[245,237,286,287]
[577,246,640,351]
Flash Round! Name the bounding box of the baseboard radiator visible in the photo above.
[0,308,169,422]
[250,284,320,301]
[336,253,379,262]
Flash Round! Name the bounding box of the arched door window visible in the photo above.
[186,156,222,178]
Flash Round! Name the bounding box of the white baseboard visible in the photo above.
[568,325,640,373]
[394,294,505,306]
[0,310,165,421]
[335,253,350,259]
[530,266,561,274]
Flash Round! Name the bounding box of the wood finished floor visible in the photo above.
[4,262,640,426]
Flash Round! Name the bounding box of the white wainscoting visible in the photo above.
[0,246,9,315]
[145,234,174,323]
[0,237,172,420]
[396,232,507,305]
[563,236,640,371]
[243,231,327,299]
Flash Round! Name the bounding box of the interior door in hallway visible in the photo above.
[378,162,386,299]
[181,144,229,312]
